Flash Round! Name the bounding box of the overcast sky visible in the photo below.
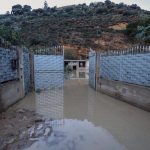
[0,0,149,14]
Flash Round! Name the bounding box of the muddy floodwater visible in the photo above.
[13,79,150,150]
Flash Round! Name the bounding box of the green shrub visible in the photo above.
[0,25,21,45]
[126,18,150,43]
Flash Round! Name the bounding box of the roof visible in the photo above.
[64,60,88,62]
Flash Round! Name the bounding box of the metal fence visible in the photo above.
[89,45,150,89]
[32,45,64,56]
[34,45,64,119]
[34,45,64,90]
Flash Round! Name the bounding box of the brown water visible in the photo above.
[15,79,150,150]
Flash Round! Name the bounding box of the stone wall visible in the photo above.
[0,48,18,83]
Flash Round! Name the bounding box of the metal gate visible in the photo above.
[33,46,64,119]
[34,46,64,90]
[89,50,96,89]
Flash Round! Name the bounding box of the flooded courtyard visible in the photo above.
[7,77,150,150]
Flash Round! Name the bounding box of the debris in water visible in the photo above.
[0,108,53,150]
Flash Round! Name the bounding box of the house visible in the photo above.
[64,60,89,79]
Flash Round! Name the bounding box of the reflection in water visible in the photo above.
[35,88,64,119]
[66,70,89,79]
[25,119,126,150]
[87,87,96,123]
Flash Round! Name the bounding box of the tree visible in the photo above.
[50,6,57,13]
[65,6,73,13]
[130,4,140,10]
[0,25,21,45]
[136,25,150,43]
[96,7,107,14]
[33,8,44,15]
[105,0,111,5]
[126,18,150,44]
[11,4,23,15]
[23,5,32,13]
[117,3,125,8]
[44,1,48,10]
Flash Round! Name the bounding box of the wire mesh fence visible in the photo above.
[34,45,64,120]
[89,45,150,89]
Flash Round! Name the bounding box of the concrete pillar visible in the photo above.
[96,52,100,91]
[17,47,25,98]
[29,53,35,91]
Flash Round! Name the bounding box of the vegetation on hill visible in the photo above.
[0,0,149,54]
[126,18,150,44]
[0,25,21,45]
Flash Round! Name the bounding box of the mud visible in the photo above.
[0,108,52,150]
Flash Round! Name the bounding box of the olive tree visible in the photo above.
[23,5,32,13]
[11,4,23,15]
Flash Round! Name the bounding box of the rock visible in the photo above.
[7,138,15,144]
[28,121,52,140]
[29,126,35,138]
[37,124,43,130]
[17,109,25,113]
[35,128,44,137]
[44,127,51,136]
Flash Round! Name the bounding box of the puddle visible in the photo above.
[65,70,89,79]
[25,119,126,150]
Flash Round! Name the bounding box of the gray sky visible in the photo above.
[0,0,149,14]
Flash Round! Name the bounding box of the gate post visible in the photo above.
[29,53,35,91]
[96,52,100,91]
[89,50,97,90]
[17,47,25,98]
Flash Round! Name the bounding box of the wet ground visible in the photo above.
[1,77,150,150]
[11,79,150,150]
[0,108,51,150]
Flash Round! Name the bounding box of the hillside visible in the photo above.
[0,0,150,58]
